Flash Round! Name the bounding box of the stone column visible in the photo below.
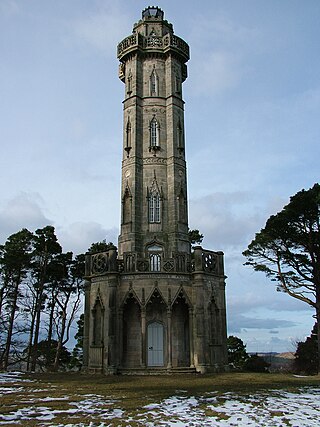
[82,280,91,369]
[141,307,146,367]
[167,308,172,369]
[192,270,206,372]
[118,308,123,368]
[188,307,195,368]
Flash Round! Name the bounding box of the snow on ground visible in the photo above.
[0,372,319,426]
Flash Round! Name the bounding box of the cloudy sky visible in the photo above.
[1,0,319,353]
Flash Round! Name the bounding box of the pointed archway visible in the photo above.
[146,287,167,367]
[171,289,191,367]
[122,293,141,368]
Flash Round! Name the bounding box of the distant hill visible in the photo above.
[249,352,295,371]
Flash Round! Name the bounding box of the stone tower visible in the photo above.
[83,7,228,374]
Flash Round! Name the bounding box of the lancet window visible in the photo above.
[127,70,132,94]
[175,74,181,94]
[122,187,132,224]
[150,254,161,271]
[149,117,160,149]
[125,118,132,156]
[149,192,161,223]
[177,120,183,152]
[147,244,162,272]
[178,188,187,223]
[150,68,159,96]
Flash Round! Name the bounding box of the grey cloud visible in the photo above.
[228,313,296,334]
[58,222,118,254]
[189,191,263,250]
[228,290,313,315]
[0,193,52,244]
[245,335,295,353]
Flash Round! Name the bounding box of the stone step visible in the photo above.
[118,366,197,375]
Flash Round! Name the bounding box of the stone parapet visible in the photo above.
[192,246,225,276]
[117,33,189,65]
[86,249,192,277]
[86,247,225,278]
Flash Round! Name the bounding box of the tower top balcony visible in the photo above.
[117,8,189,64]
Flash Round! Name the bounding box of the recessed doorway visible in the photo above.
[147,321,164,366]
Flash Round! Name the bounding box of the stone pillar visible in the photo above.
[118,308,123,367]
[188,307,194,368]
[82,280,91,369]
[193,246,203,272]
[141,307,146,367]
[107,277,117,371]
[219,278,228,365]
[167,308,172,369]
[192,271,206,373]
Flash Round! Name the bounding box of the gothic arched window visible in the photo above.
[178,189,187,224]
[149,117,160,149]
[147,244,162,272]
[122,189,132,224]
[177,120,184,153]
[149,192,161,223]
[150,254,161,271]
[175,74,181,94]
[150,69,159,96]
[125,118,132,156]
[127,70,132,94]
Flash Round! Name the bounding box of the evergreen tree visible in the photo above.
[227,335,249,370]
[188,229,204,246]
[244,354,270,373]
[243,183,320,373]
[294,323,318,375]
[0,229,33,369]
[28,226,62,371]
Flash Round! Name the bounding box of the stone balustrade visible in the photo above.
[117,33,189,62]
[86,247,224,277]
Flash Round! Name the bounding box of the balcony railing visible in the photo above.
[86,247,223,277]
[117,33,189,62]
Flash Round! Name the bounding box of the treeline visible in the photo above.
[0,226,86,371]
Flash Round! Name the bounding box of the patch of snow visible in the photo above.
[0,371,34,384]
[0,386,24,395]
[293,375,311,378]
[0,371,319,426]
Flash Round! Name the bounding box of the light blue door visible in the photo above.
[147,322,164,366]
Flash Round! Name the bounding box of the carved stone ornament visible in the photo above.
[143,157,167,164]
[92,253,109,274]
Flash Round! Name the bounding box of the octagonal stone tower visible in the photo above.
[83,7,228,374]
[117,6,190,259]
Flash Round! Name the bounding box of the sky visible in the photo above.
[1,0,319,353]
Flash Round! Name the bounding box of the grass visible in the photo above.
[0,372,319,426]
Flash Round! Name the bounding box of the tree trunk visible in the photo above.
[316,304,320,374]
[30,286,44,371]
[53,304,68,371]
[0,284,7,321]
[26,299,37,371]
[2,277,20,370]
[47,292,56,345]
